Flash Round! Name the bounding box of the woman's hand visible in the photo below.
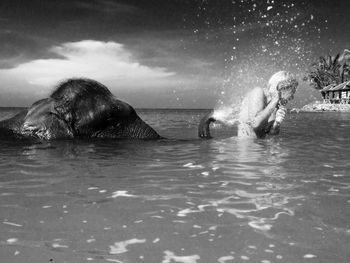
[198,112,216,139]
[275,106,287,124]
[271,89,282,105]
[270,106,287,135]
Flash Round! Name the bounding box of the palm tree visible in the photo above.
[305,50,349,90]
[340,62,350,82]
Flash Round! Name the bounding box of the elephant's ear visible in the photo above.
[67,96,116,136]
[71,98,139,136]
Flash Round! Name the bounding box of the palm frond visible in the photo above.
[305,52,347,90]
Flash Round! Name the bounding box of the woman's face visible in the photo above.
[279,87,296,105]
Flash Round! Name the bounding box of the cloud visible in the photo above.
[0,40,175,88]
[0,38,222,107]
[75,0,139,14]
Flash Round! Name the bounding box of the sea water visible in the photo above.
[0,108,349,263]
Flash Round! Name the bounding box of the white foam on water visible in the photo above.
[215,207,255,219]
[1,193,15,196]
[183,162,204,169]
[162,250,200,263]
[209,225,218,231]
[323,164,334,168]
[151,215,164,219]
[109,238,146,254]
[177,208,194,217]
[218,255,235,263]
[177,204,209,217]
[328,187,339,192]
[152,238,160,243]
[3,221,22,227]
[52,243,69,248]
[241,255,250,260]
[7,238,18,244]
[110,190,137,198]
[105,259,123,263]
[269,210,295,220]
[248,221,272,231]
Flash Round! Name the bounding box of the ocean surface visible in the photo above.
[0,108,349,263]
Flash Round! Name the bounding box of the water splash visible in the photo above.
[183,1,330,107]
[212,103,242,126]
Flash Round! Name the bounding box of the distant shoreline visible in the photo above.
[300,102,350,112]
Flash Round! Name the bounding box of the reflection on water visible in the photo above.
[0,110,350,262]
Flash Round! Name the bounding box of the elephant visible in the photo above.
[0,78,162,140]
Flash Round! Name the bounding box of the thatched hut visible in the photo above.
[321,80,350,104]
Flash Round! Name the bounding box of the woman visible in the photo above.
[198,71,298,139]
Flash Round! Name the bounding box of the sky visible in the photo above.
[0,0,349,108]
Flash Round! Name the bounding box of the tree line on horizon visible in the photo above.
[305,49,350,90]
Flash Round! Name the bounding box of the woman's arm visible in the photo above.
[248,88,279,132]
